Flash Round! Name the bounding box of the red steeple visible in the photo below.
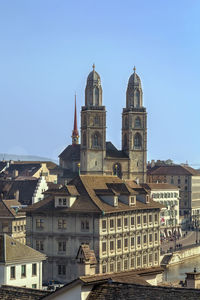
[72,94,79,145]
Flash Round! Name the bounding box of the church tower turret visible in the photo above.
[80,65,106,174]
[72,94,79,145]
[122,67,147,182]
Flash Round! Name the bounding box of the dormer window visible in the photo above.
[146,195,150,203]
[114,196,118,207]
[129,196,136,206]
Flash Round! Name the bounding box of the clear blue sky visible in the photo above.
[0,0,200,165]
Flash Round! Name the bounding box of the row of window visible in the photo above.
[102,233,158,253]
[152,192,178,199]
[13,225,26,232]
[102,252,158,273]
[36,219,90,231]
[10,263,37,279]
[101,214,158,231]
[159,200,178,206]
[124,116,142,129]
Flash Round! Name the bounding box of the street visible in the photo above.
[161,231,198,253]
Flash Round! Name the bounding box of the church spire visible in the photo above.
[72,94,79,145]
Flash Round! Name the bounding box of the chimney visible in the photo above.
[185,270,200,289]
[13,169,18,178]
[14,190,19,202]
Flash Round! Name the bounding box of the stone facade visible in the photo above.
[59,66,147,183]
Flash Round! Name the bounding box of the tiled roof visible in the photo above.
[76,244,97,265]
[141,183,179,191]
[24,175,163,215]
[0,179,38,205]
[106,141,129,159]
[0,234,46,263]
[7,163,41,177]
[0,285,50,300]
[87,282,200,300]
[147,165,200,176]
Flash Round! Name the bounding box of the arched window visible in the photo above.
[83,115,87,126]
[83,132,86,146]
[113,163,122,178]
[123,133,128,148]
[94,87,99,106]
[92,132,101,148]
[134,90,140,108]
[135,117,141,128]
[134,133,142,149]
[125,116,128,129]
[94,115,100,125]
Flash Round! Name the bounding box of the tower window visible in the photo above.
[83,132,86,146]
[94,87,99,106]
[134,133,142,149]
[94,115,100,125]
[92,132,101,148]
[134,90,140,107]
[123,133,128,148]
[135,117,141,128]
[125,116,128,129]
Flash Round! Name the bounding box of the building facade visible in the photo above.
[25,175,162,283]
[59,66,147,183]
[147,164,200,225]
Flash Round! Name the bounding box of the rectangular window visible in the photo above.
[143,215,147,224]
[124,259,128,270]
[32,284,37,289]
[131,258,135,268]
[63,198,67,205]
[117,239,121,250]
[102,220,107,230]
[102,265,106,273]
[143,255,147,265]
[58,265,66,276]
[143,235,147,244]
[58,219,67,229]
[32,263,37,276]
[137,236,141,246]
[110,219,114,229]
[155,232,158,242]
[36,219,44,229]
[10,266,15,279]
[21,265,26,277]
[149,234,152,243]
[124,238,128,248]
[117,218,121,228]
[131,237,135,247]
[102,242,107,252]
[154,214,158,222]
[137,216,141,225]
[110,241,114,251]
[117,261,121,272]
[155,252,158,262]
[149,215,152,223]
[58,241,66,252]
[149,253,152,263]
[81,220,89,231]
[131,216,135,226]
[124,217,128,227]
[36,240,44,251]
[137,256,141,267]
[110,263,114,272]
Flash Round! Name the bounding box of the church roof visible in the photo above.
[59,144,80,160]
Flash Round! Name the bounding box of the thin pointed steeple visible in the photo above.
[72,94,79,145]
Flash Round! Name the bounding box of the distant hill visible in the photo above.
[0,153,58,163]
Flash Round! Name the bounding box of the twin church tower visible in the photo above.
[59,65,147,183]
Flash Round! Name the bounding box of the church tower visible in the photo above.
[80,65,106,174]
[122,67,147,183]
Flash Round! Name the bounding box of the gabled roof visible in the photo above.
[76,244,97,265]
[147,165,200,176]
[106,142,128,159]
[0,285,50,300]
[0,234,46,264]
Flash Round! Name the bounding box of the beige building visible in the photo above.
[59,66,147,183]
[0,198,26,244]
[25,175,162,284]
[147,164,200,224]
[141,183,180,238]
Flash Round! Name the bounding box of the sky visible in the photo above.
[0,0,200,165]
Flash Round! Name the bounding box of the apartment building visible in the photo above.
[25,175,162,284]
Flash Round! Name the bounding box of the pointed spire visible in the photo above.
[133,66,136,73]
[72,93,79,145]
